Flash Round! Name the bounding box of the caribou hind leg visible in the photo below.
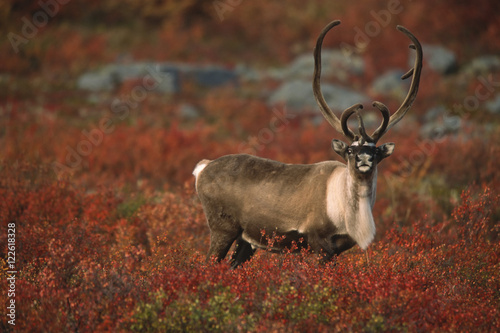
[230,237,256,269]
[205,209,242,263]
[207,230,240,263]
[200,196,243,263]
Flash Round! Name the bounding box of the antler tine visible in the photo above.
[314,20,359,141]
[370,101,390,143]
[340,104,363,142]
[376,25,423,138]
[355,110,371,144]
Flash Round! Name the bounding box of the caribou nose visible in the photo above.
[358,153,372,163]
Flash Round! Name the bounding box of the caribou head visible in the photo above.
[193,20,422,268]
[315,20,422,179]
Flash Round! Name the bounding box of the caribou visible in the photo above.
[193,20,422,268]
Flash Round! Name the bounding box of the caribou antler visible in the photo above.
[339,106,372,144]
[340,104,363,142]
[313,20,356,140]
[313,21,423,144]
[370,25,423,143]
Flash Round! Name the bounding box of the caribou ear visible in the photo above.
[332,139,348,160]
[377,142,395,162]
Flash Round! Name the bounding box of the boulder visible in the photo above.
[151,64,182,93]
[77,67,116,91]
[184,65,238,88]
[178,103,200,119]
[424,106,447,122]
[462,55,500,76]
[234,63,262,82]
[371,69,408,98]
[420,106,462,139]
[485,94,500,114]
[268,79,369,113]
[77,62,237,93]
[411,45,457,75]
[268,49,364,81]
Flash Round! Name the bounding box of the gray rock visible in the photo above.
[77,62,237,93]
[235,63,262,81]
[462,55,500,76]
[411,44,457,75]
[111,63,149,81]
[178,103,200,118]
[268,80,313,111]
[268,79,369,113]
[485,94,500,114]
[76,62,180,93]
[424,106,447,122]
[420,111,462,139]
[371,69,409,98]
[188,65,238,87]
[77,69,116,91]
[153,64,182,93]
[268,49,364,81]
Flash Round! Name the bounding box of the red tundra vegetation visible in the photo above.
[1,0,499,331]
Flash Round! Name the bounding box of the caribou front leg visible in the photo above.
[308,232,337,263]
[230,237,256,269]
[330,234,356,256]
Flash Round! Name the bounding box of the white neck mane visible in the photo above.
[326,168,377,250]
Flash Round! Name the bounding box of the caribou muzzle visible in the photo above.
[356,152,374,173]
